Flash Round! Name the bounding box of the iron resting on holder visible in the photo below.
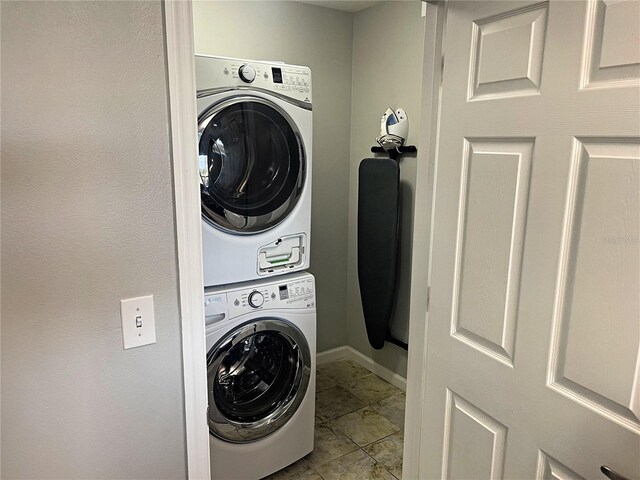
[371,107,417,160]
[357,108,417,351]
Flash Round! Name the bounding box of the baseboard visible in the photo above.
[316,345,407,392]
[316,346,351,365]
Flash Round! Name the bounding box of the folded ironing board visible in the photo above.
[357,158,400,350]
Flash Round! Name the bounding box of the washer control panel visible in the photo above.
[225,275,315,318]
[238,64,256,83]
[195,55,312,105]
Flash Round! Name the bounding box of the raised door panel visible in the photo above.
[443,390,508,480]
[469,2,549,100]
[452,139,533,366]
[549,138,640,433]
[581,0,640,89]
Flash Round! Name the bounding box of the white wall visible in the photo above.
[193,0,354,352]
[347,1,426,377]
[1,2,187,478]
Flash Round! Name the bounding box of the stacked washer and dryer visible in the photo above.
[196,55,316,480]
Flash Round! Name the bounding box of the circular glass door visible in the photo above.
[198,97,306,234]
[207,319,311,443]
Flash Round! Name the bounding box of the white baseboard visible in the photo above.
[316,345,407,392]
[316,346,351,365]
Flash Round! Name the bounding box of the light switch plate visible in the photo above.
[120,295,156,349]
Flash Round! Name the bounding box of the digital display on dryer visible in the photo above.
[279,285,289,300]
[272,67,283,84]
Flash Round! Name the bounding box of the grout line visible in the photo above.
[309,462,326,480]
[361,448,398,479]
[364,429,402,447]
[307,444,361,471]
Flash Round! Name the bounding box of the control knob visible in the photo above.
[238,64,256,83]
[248,291,264,308]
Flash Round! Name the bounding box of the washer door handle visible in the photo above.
[205,313,226,326]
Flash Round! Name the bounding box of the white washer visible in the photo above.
[196,55,313,287]
[204,272,316,480]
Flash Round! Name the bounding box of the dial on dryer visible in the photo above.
[248,291,264,308]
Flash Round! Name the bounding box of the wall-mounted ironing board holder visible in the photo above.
[371,145,417,161]
[358,144,417,352]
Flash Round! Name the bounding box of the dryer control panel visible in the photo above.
[195,55,312,105]
[204,273,316,326]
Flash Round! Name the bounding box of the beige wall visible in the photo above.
[347,1,426,377]
[1,2,187,478]
[193,1,354,352]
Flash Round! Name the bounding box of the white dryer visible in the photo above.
[196,55,313,287]
[204,272,316,480]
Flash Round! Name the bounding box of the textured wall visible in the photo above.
[1,2,187,478]
[193,0,354,352]
[347,1,426,377]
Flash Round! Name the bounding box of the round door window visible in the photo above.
[207,319,311,443]
[198,97,306,234]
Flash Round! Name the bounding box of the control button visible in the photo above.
[234,299,240,306]
[238,64,256,83]
[223,68,229,75]
[264,72,269,79]
[248,291,264,308]
[271,293,276,299]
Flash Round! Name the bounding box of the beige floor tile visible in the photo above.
[304,422,359,468]
[363,431,404,479]
[318,359,371,384]
[370,393,406,429]
[263,458,321,480]
[332,407,400,447]
[315,369,335,392]
[315,449,396,480]
[316,385,365,422]
[342,373,402,404]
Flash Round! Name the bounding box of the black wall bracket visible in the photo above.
[371,145,417,161]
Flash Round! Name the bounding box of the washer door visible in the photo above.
[198,96,306,234]
[207,318,311,443]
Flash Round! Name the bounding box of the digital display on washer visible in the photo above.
[279,285,289,300]
[272,67,283,84]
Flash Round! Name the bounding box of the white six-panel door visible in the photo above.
[418,1,639,478]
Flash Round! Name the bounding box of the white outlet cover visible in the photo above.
[120,294,156,349]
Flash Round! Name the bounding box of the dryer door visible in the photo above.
[198,96,306,234]
[207,318,311,443]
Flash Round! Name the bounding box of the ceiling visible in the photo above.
[299,0,386,13]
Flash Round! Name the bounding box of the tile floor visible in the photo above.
[265,358,406,480]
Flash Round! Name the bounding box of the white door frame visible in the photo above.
[164,1,211,479]
[403,1,447,479]
[164,0,447,478]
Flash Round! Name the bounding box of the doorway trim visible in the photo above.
[164,1,211,479]
[164,0,447,477]
[403,1,447,478]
